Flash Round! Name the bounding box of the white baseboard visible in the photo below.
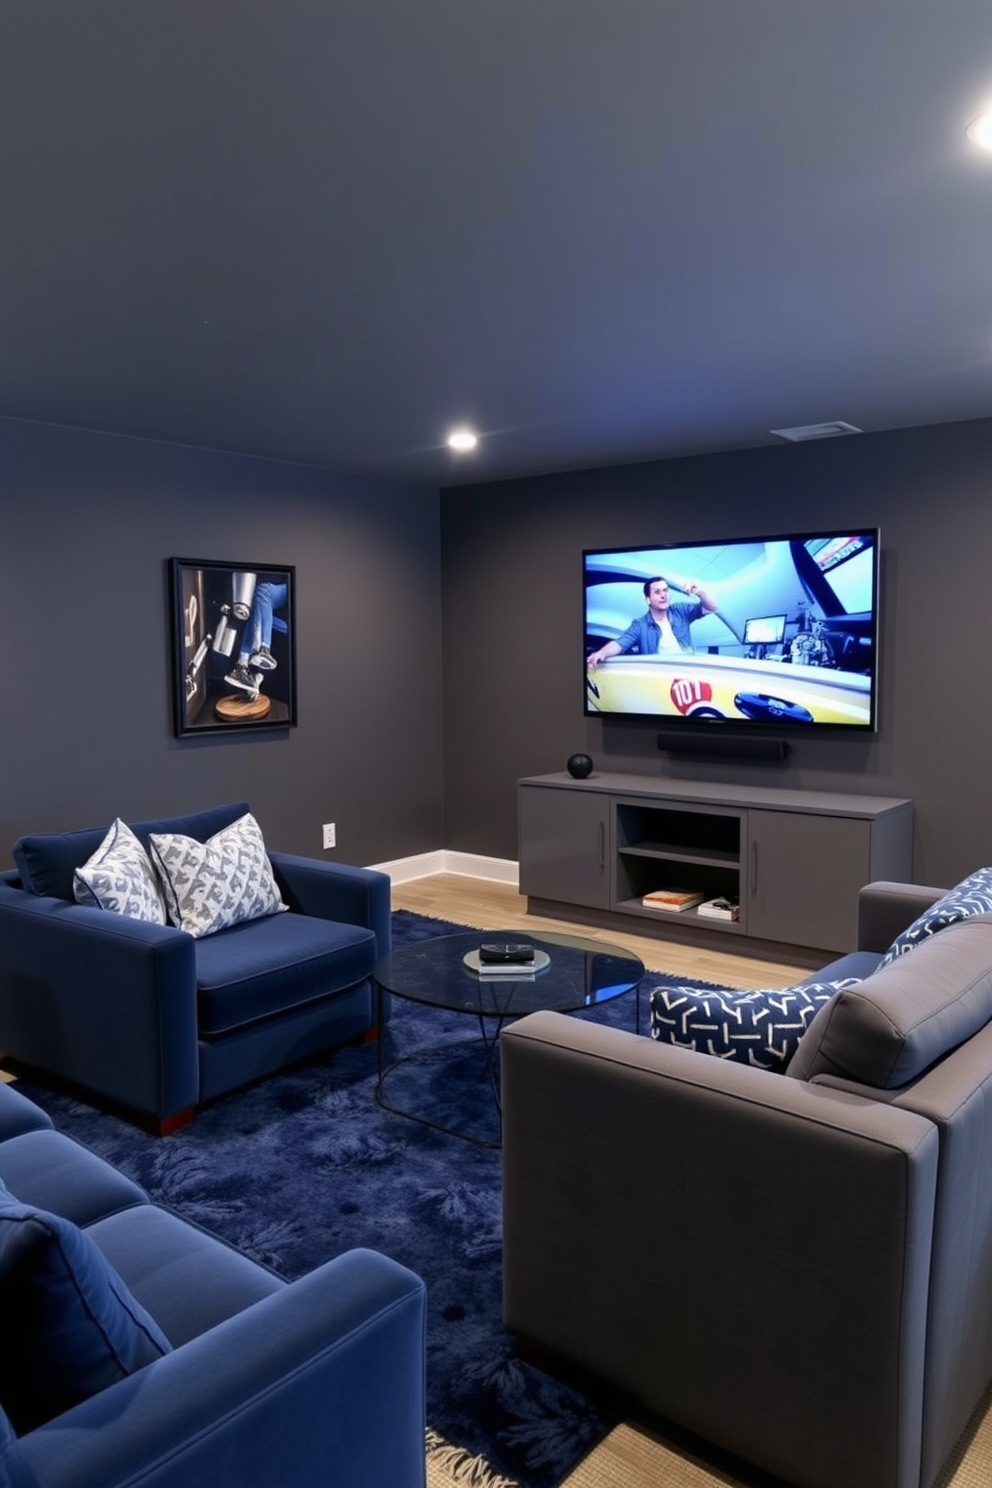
[366,849,519,887]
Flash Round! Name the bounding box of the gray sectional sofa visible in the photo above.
[502,880,992,1488]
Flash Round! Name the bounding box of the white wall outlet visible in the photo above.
[322,823,336,850]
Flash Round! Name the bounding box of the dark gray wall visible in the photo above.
[441,416,992,886]
[2,417,444,867]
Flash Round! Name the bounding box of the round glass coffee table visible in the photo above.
[373,928,644,1146]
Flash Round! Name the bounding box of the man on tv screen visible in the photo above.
[586,576,719,669]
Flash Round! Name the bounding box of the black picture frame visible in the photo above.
[170,558,298,737]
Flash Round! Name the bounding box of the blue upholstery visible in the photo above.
[0,1185,172,1434]
[13,803,248,904]
[0,1080,53,1141]
[196,980,374,1105]
[0,805,391,1128]
[194,912,377,1034]
[0,1405,21,1488]
[0,1129,148,1227]
[87,1205,284,1347]
[0,1079,427,1488]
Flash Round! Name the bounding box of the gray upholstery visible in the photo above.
[811,1019,992,1488]
[787,915,992,1085]
[857,881,947,955]
[502,1014,937,1488]
[500,880,992,1488]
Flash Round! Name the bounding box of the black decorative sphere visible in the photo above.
[566,753,594,779]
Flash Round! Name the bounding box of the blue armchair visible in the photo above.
[0,803,391,1132]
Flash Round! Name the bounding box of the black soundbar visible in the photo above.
[657,730,789,762]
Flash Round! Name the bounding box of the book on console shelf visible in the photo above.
[641,888,706,913]
[696,896,740,921]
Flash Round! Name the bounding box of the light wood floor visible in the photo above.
[404,874,992,1488]
[391,874,813,989]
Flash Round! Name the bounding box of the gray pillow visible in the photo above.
[787,915,992,1087]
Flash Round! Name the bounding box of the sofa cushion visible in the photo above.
[813,949,885,984]
[0,1080,54,1142]
[0,1129,149,1230]
[0,1405,20,1484]
[787,915,992,1087]
[194,912,378,1035]
[13,802,250,902]
[85,1204,285,1349]
[149,812,287,939]
[880,866,992,967]
[648,978,860,1072]
[0,1183,172,1434]
[72,818,168,924]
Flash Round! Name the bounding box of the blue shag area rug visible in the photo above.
[12,911,727,1488]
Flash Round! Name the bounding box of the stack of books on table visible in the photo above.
[696,896,740,921]
[641,888,705,913]
[477,943,537,977]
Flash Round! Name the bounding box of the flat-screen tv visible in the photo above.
[583,529,880,732]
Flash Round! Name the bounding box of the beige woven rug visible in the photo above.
[426,1378,992,1488]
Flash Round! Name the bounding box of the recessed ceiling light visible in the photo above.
[966,112,992,150]
[770,421,861,442]
[447,429,478,452]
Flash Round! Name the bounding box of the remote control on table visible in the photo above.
[478,942,536,964]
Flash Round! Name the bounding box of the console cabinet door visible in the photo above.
[746,810,871,952]
[518,786,610,910]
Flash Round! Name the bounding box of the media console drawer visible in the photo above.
[518,773,913,955]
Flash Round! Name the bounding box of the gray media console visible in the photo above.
[518,772,914,957]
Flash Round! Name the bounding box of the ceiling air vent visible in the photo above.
[770,421,862,442]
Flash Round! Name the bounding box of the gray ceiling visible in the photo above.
[4,1,992,488]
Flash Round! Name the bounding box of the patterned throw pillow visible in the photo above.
[72,818,168,924]
[648,979,861,1073]
[880,866,992,967]
[149,811,287,938]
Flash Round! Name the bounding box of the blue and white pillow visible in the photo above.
[880,867,992,968]
[149,811,287,938]
[648,979,861,1073]
[72,819,168,924]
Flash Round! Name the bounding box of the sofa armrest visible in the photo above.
[0,884,198,1120]
[270,854,391,956]
[501,1011,938,1488]
[857,880,947,953]
[15,1248,426,1488]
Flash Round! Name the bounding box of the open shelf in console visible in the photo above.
[614,801,744,921]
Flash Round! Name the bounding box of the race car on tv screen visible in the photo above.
[586,652,872,727]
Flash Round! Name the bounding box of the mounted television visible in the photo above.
[583,529,880,733]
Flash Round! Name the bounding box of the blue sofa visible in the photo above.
[0,803,391,1132]
[0,1077,426,1488]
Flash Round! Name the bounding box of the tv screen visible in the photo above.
[583,529,880,731]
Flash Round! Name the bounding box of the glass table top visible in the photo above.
[374,928,644,1019]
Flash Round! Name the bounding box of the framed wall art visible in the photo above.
[170,558,298,736]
